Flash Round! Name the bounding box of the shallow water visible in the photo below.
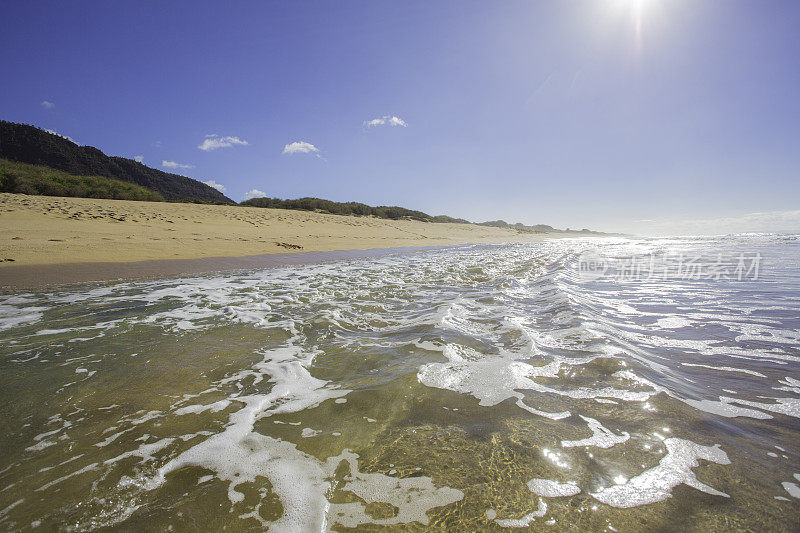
[1,235,798,531]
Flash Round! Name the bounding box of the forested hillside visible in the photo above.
[0,121,232,203]
[241,196,471,223]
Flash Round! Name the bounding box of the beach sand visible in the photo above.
[0,193,570,286]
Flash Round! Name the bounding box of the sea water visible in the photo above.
[0,234,798,530]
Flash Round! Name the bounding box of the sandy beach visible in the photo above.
[0,193,568,286]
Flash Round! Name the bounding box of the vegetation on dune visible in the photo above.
[0,120,233,203]
[240,196,470,223]
[0,158,164,202]
[431,214,472,224]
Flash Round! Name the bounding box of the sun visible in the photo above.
[611,0,656,20]
[610,0,659,50]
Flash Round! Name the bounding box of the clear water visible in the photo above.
[1,235,798,531]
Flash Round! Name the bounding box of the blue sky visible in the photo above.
[2,0,798,234]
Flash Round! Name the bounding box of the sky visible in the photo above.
[2,0,798,235]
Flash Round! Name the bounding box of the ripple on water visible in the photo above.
[0,236,798,529]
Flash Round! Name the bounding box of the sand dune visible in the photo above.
[0,193,559,267]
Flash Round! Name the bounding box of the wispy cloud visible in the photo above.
[45,129,77,144]
[133,155,144,163]
[162,160,194,170]
[244,188,267,200]
[203,180,227,192]
[153,140,162,148]
[524,73,555,107]
[364,115,407,128]
[41,100,55,109]
[198,134,249,151]
[282,141,320,156]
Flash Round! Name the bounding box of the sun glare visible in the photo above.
[611,0,658,52]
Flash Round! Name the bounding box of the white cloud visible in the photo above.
[41,100,55,109]
[198,134,249,151]
[282,141,320,156]
[162,160,194,170]
[133,155,144,163]
[364,115,407,128]
[153,140,162,148]
[203,180,227,192]
[244,189,267,200]
[45,129,77,144]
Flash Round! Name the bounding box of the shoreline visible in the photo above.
[0,193,591,289]
[0,192,557,263]
[0,245,465,289]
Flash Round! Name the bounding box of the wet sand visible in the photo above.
[0,246,458,288]
[0,193,569,287]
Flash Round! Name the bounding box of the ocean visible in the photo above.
[1,234,798,530]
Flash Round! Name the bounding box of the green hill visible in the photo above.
[240,196,471,223]
[0,120,232,203]
[0,158,163,202]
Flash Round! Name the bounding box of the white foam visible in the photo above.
[721,396,800,418]
[143,326,463,529]
[590,438,730,508]
[327,450,464,527]
[35,462,99,492]
[104,438,174,466]
[145,337,351,528]
[174,400,230,416]
[6,237,799,527]
[0,499,24,518]
[494,499,547,527]
[680,363,766,378]
[301,428,321,438]
[417,349,570,419]
[0,305,46,331]
[95,429,131,448]
[782,481,800,499]
[527,478,581,497]
[681,398,773,419]
[656,317,691,329]
[561,416,630,449]
[774,376,800,394]
[124,410,164,426]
